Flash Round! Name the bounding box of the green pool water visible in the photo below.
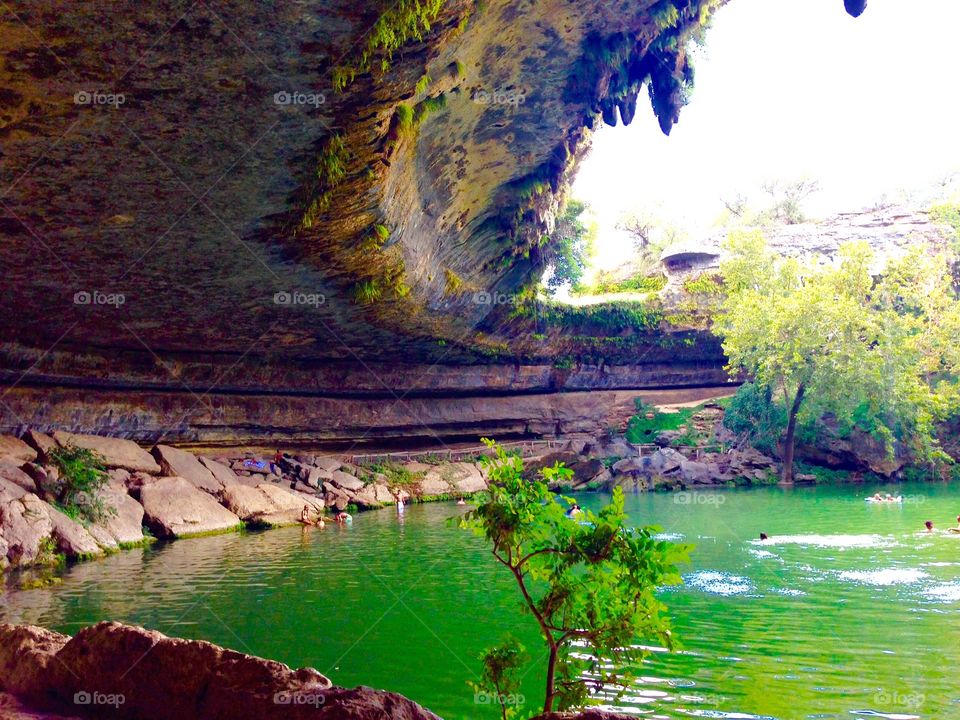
[3,483,960,719]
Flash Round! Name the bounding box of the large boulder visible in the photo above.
[0,435,36,463]
[444,463,487,494]
[351,483,392,508]
[0,479,54,567]
[43,503,103,559]
[140,477,241,538]
[152,446,220,494]
[418,473,452,497]
[322,482,351,511]
[680,460,717,485]
[52,432,161,474]
[220,484,318,527]
[0,459,38,494]
[330,470,364,492]
[648,448,684,474]
[303,466,331,489]
[20,430,56,463]
[91,488,145,546]
[313,457,342,473]
[198,457,241,489]
[0,621,441,720]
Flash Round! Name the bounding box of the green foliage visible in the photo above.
[683,273,725,296]
[715,231,960,480]
[365,461,420,486]
[651,1,680,30]
[723,383,786,455]
[35,536,65,567]
[361,223,391,252]
[414,93,447,122]
[582,270,667,296]
[471,637,528,720]
[534,300,664,334]
[454,59,467,78]
[333,0,446,91]
[444,268,464,295]
[395,103,415,133]
[415,73,431,95]
[461,440,690,714]
[353,279,384,305]
[47,445,112,524]
[317,135,349,187]
[544,199,594,294]
[299,135,350,232]
[625,402,695,443]
[930,202,960,246]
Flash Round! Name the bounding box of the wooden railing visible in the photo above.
[342,440,728,465]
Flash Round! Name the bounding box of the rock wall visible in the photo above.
[0,0,862,438]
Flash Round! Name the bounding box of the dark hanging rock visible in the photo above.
[601,100,619,126]
[844,0,867,17]
[617,90,639,126]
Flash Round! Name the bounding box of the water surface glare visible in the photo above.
[2,484,959,719]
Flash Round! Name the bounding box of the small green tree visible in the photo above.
[471,636,528,720]
[461,440,690,714]
[47,445,112,523]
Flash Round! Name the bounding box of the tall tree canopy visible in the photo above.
[715,231,960,481]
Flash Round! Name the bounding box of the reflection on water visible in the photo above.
[2,485,960,719]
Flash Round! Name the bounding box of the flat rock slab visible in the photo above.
[52,432,161,474]
[140,477,241,538]
[152,446,219,494]
[0,436,36,464]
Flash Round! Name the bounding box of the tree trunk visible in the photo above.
[782,383,807,483]
[543,642,559,714]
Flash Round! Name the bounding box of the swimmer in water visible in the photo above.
[566,504,582,519]
[925,520,934,533]
[336,511,352,524]
[948,516,960,534]
[456,498,466,505]
[759,532,769,541]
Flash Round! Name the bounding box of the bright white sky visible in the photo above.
[574,0,960,270]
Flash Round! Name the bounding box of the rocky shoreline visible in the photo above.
[0,430,490,578]
[0,424,816,580]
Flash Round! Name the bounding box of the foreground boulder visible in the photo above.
[0,622,442,720]
[52,432,161,474]
[140,477,241,538]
